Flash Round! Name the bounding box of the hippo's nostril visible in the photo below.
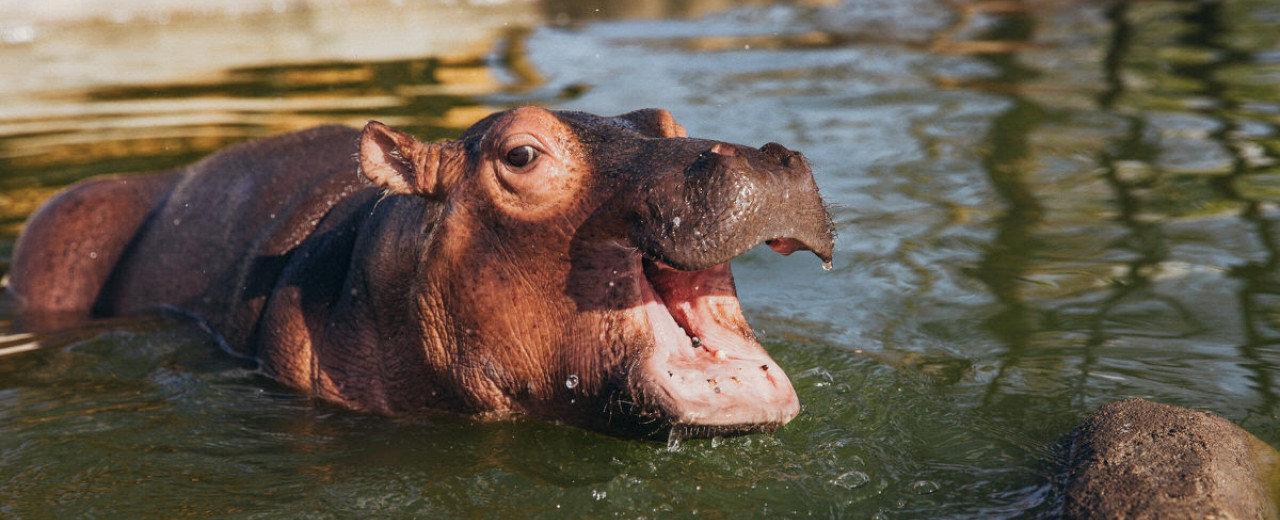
[760,142,788,153]
[757,142,798,166]
[709,142,738,157]
[760,142,803,168]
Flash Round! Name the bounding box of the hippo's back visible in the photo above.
[98,125,377,349]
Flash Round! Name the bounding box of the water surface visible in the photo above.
[3,0,1280,517]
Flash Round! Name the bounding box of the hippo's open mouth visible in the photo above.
[583,131,833,437]
[629,245,805,437]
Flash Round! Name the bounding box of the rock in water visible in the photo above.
[1063,398,1280,519]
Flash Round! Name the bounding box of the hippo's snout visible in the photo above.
[577,133,835,437]
[626,137,835,273]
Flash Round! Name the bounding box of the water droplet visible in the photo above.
[0,23,36,44]
[565,374,579,389]
[672,216,682,228]
[591,489,607,501]
[822,260,833,271]
[832,471,870,489]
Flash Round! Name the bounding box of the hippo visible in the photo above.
[5,107,834,438]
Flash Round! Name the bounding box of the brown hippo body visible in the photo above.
[7,107,834,437]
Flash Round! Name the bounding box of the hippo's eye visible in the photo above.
[504,145,539,168]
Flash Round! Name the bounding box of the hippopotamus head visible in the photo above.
[358,107,833,438]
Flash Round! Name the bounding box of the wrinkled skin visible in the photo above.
[7,107,834,438]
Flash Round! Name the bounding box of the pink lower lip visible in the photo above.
[631,257,799,429]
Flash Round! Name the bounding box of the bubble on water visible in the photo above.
[565,374,579,389]
[909,480,940,495]
[832,471,870,489]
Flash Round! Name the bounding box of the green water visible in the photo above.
[3,0,1280,517]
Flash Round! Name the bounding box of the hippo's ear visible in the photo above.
[618,108,687,138]
[359,121,453,198]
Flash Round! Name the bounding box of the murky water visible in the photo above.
[3,0,1280,517]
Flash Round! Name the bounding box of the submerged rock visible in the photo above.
[1063,398,1280,519]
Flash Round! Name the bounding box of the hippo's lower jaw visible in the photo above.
[628,257,800,438]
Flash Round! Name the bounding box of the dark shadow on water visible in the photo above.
[965,0,1280,419]
[1177,1,1280,414]
[1058,0,1182,409]
[949,0,1050,408]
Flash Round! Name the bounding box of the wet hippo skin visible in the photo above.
[1063,398,1280,519]
[6,107,835,438]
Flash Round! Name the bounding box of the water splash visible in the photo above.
[665,427,686,450]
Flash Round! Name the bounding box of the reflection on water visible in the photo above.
[3,0,1280,518]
